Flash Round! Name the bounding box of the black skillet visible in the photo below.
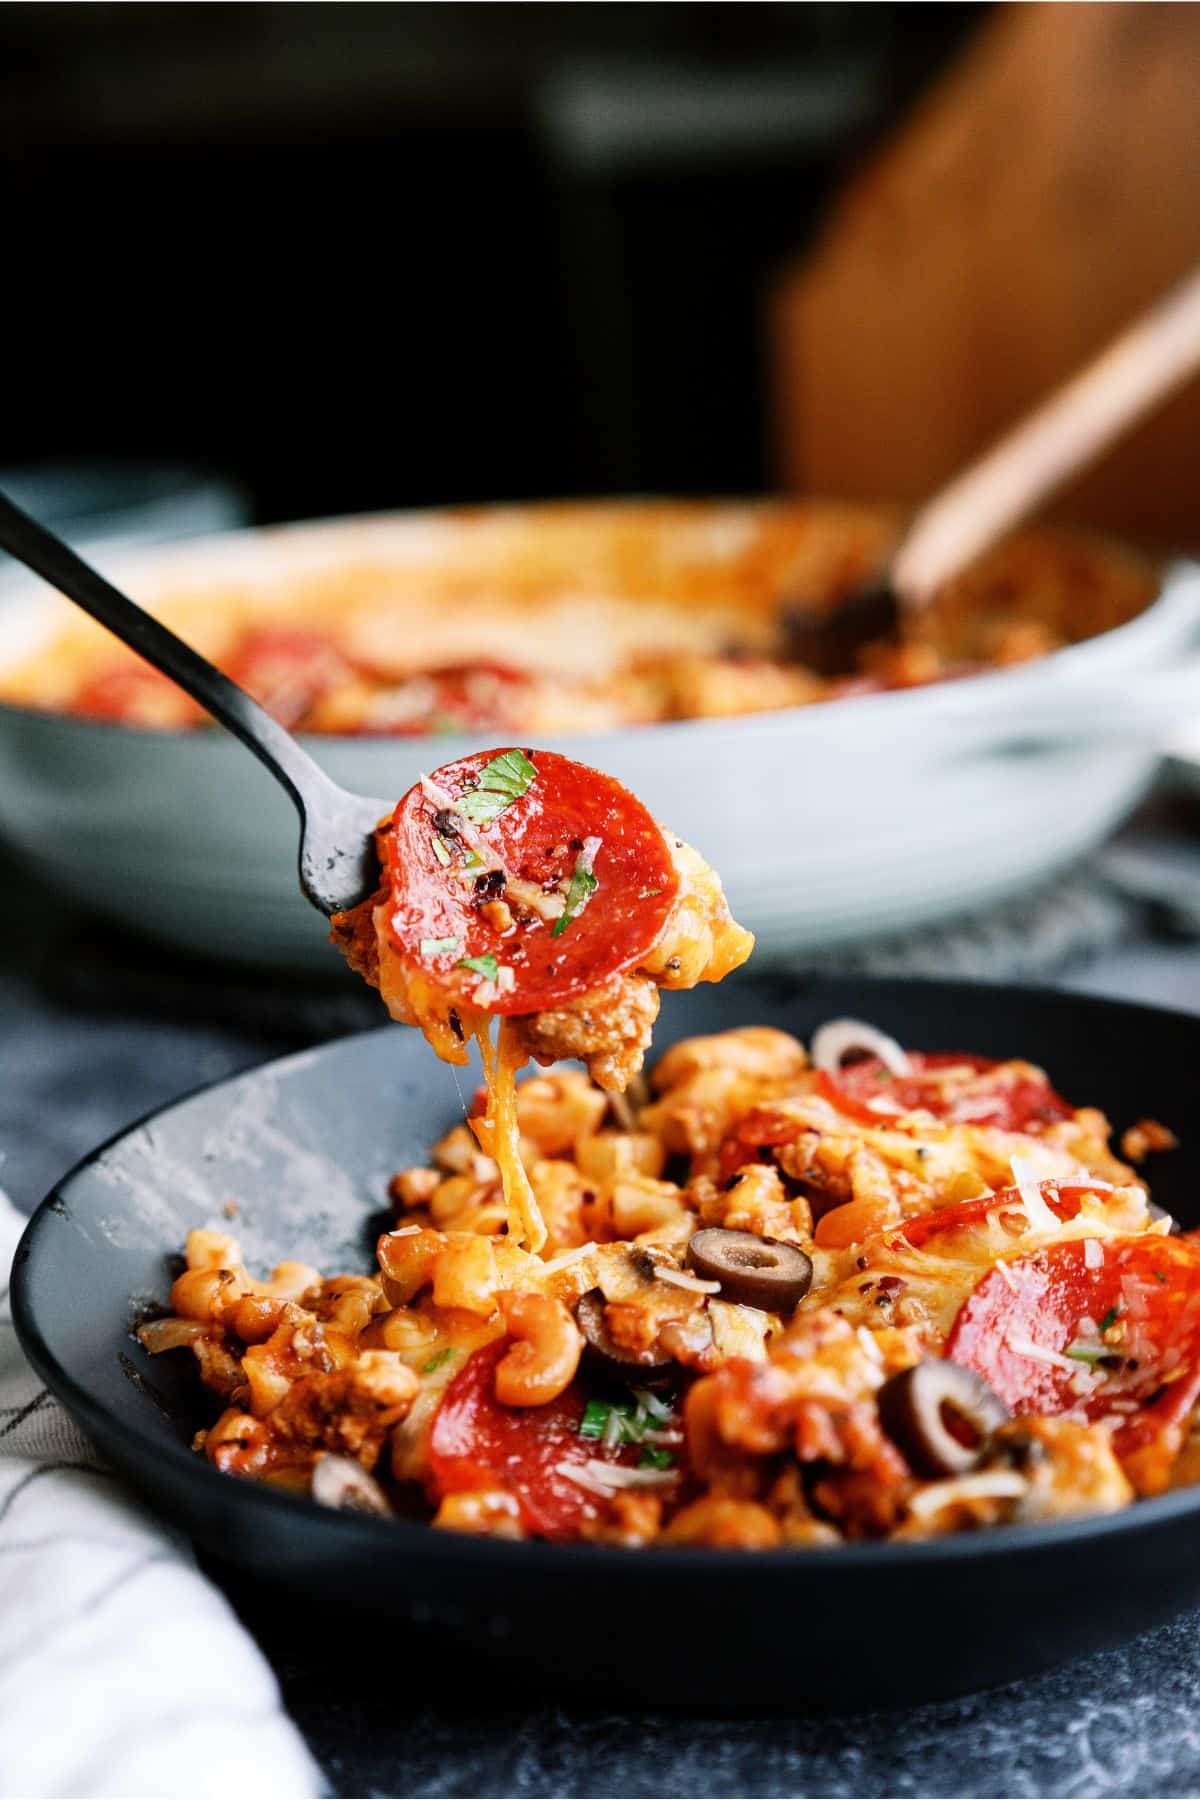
[13,973,1200,1710]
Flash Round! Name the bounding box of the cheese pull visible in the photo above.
[332,746,753,1251]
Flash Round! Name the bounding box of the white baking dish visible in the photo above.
[0,503,1197,969]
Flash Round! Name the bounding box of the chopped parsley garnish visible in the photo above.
[578,1392,676,1450]
[552,854,598,938]
[1154,1270,1168,1285]
[431,834,452,866]
[422,1347,457,1374]
[580,1398,631,1440]
[457,749,537,825]
[458,952,500,981]
[1098,1305,1121,1333]
[639,1446,675,1471]
[1066,1339,1110,1365]
[420,936,460,958]
[642,887,663,898]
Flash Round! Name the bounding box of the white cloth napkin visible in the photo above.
[0,1194,322,1799]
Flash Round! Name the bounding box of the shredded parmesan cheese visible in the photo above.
[556,1460,679,1496]
[419,772,460,815]
[908,1469,1027,1521]
[1009,1336,1081,1375]
[539,1243,598,1277]
[811,1018,912,1079]
[600,1410,624,1453]
[654,1267,722,1295]
[631,1387,674,1422]
[1083,1236,1104,1269]
[1008,1156,1060,1234]
[387,1224,423,1239]
[578,835,602,875]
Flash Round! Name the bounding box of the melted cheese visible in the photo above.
[472,1017,548,1254]
[339,811,753,1255]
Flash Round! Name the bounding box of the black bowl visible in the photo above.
[13,974,1200,1710]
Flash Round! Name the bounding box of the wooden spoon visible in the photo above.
[0,490,387,915]
[786,266,1200,674]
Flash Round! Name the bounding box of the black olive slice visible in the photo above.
[575,1289,674,1383]
[876,1358,1011,1478]
[685,1228,813,1312]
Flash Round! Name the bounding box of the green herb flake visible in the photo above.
[420,936,460,959]
[1154,1269,1168,1285]
[458,952,500,981]
[639,1446,675,1472]
[552,855,599,939]
[1098,1305,1122,1333]
[642,887,663,898]
[457,749,537,825]
[431,834,452,867]
[579,1398,633,1441]
[579,1392,678,1451]
[1065,1340,1110,1366]
[422,1347,457,1375]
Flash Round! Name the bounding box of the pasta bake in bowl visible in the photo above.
[15,975,1200,1707]
[0,498,1195,967]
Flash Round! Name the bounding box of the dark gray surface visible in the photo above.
[7,810,1200,1799]
[220,1597,1200,1799]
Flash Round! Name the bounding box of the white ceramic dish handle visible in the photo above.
[931,659,1200,756]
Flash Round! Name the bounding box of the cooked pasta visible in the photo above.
[141,1020,1192,1547]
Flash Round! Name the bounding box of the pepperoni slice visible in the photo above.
[366,662,536,737]
[384,748,679,1014]
[71,663,205,728]
[429,1341,675,1540]
[894,1182,1090,1249]
[225,626,353,729]
[716,1104,806,1180]
[825,1053,1074,1132]
[947,1235,1200,1481]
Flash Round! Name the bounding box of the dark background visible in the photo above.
[0,3,980,524]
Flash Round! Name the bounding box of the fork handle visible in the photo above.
[893,267,1200,606]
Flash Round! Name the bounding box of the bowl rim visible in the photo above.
[15,975,1200,1579]
[0,497,1192,754]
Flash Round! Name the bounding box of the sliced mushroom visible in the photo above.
[685,1228,813,1312]
[876,1359,1011,1478]
[575,1288,674,1383]
[310,1454,393,1516]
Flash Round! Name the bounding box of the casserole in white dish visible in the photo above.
[0,500,1196,969]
